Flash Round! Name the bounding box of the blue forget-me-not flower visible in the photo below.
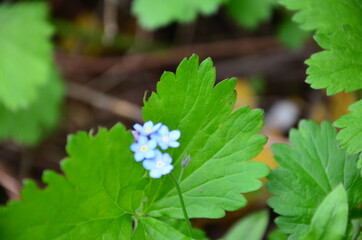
[142,150,174,178]
[133,121,161,136]
[151,125,181,150]
[130,121,182,178]
[130,135,157,162]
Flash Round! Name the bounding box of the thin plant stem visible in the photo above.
[178,167,185,183]
[170,173,194,238]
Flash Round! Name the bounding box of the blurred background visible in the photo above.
[0,0,358,238]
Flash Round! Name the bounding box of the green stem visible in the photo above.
[170,173,194,239]
[178,167,185,183]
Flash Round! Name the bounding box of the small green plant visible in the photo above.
[0,0,361,239]
[0,56,269,239]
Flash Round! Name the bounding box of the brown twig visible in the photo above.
[66,81,143,122]
[56,37,285,76]
[0,161,21,200]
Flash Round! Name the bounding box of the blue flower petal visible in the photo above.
[159,125,169,135]
[163,153,172,164]
[144,121,153,129]
[147,139,157,149]
[150,169,163,178]
[134,152,144,162]
[142,159,156,170]
[153,122,162,131]
[153,149,162,157]
[130,142,138,152]
[133,123,143,133]
[138,136,148,145]
[161,165,174,174]
[169,141,180,148]
[169,130,181,140]
[144,150,155,159]
[159,141,168,150]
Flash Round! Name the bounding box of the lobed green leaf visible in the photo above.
[143,55,269,219]
[306,26,362,95]
[267,120,362,240]
[279,0,362,94]
[0,125,146,239]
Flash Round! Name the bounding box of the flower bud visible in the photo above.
[182,155,191,168]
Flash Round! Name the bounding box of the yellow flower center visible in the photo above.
[141,145,148,152]
[145,129,152,133]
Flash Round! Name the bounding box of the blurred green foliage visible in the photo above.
[226,0,275,29]
[277,16,310,49]
[0,2,63,146]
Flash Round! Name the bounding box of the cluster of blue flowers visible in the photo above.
[130,121,181,178]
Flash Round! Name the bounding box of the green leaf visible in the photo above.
[0,55,268,239]
[267,120,362,240]
[133,217,191,240]
[226,0,275,29]
[0,68,63,146]
[279,0,362,94]
[306,26,362,95]
[279,0,362,32]
[142,55,269,219]
[277,16,310,50]
[334,99,362,172]
[222,210,269,240]
[161,218,208,240]
[268,228,288,240]
[132,0,225,30]
[0,125,146,239]
[0,2,54,110]
[301,185,349,240]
